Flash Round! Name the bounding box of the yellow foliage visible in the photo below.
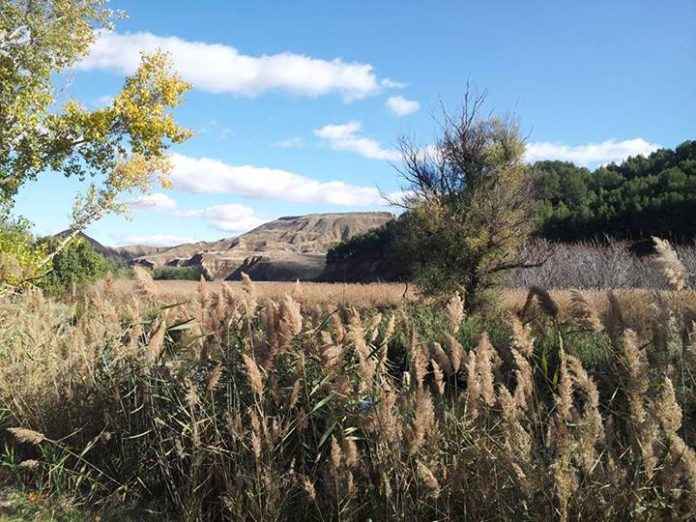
[1,3,191,289]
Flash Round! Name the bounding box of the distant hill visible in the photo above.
[53,230,130,264]
[52,230,170,264]
[532,139,696,242]
[130,212,395,280]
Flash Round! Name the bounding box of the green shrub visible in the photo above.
[39,237,111,294]
[0,213,46,290]
[152,265,205,280]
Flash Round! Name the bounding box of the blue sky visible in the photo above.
[14,0,696,246]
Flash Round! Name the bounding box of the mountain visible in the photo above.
[52,231,170,264]
[130,212,395,281]
[53,230,130,264]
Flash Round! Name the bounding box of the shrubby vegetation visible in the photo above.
[0,203,119,296]
[393,95,540,309]
[327,140,696,292]
[1,3,694,519]
[38,236,116,295]
[510,239,696,289]
[153,265,207,281]
[1,250,695,520]
[326,216,414,282]
[0,210,46,290]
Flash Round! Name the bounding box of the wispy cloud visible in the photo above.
[128,192,177,211]
[381,79,407,89]
[78,30,402,101]
[314,121,400,161]
[525,138,660,167]
[386,95,420,116]
[198,120,234,141]
[112,234,197,247]
[168,152,390,206]
[126,192,264,234]
[274,137,305,149]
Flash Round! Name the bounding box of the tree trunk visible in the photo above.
[464,269,479,314]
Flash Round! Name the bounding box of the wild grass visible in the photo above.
[512,238,696,289]
[109,278,419,308]
[1,241,696,520]
[110,278,696,338]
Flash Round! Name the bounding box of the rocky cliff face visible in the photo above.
[130,212,394,281]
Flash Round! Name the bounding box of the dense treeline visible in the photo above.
[326,140,696,280]
[532,140,696,241]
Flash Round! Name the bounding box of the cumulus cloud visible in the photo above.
[114,234,197,247]
[169,152,389,206]
[128,192,177,211]
[386,95,420,116]
[77,31,399,101]
[525,138,660,167]
[314,121,400,161]
[176,204,266,233]
[126,192,264,233]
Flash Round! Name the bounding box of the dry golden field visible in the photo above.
[109,278,696,334]
[110,279,418,307]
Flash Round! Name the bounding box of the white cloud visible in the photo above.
[169,152,390,206]
[128,192,178,211]
[274,137,305,149]
[386,95,420,116]
[128,193,264,234]
[314,121,401,161]
[78,30,399,101]
[176,204,266,233]
[381,78,407,89]
[525,138,660,167]
[114,234,197,247]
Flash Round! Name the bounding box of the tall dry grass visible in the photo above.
[512,238,696,289]
[0,239,695,520]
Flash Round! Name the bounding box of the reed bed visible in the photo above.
[1,248,696,520]
[110,278,417,308]
[111,278,696,337]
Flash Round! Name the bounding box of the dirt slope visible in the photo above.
[130,212,394,280]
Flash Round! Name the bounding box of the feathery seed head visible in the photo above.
[242,354,264,396]
[8,427,46,445]
[653,236,687,291]
[446,292,465,334]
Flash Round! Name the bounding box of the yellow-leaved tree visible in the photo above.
[0,0,192,290]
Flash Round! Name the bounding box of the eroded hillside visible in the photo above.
[130,212,394,280]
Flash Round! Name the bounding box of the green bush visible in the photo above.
[153,265,205,280]
[0,212,46,290]
[39,237,111,294]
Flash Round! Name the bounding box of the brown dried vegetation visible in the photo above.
[1,244,696,520]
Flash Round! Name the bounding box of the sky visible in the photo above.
[13,0,696,247]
